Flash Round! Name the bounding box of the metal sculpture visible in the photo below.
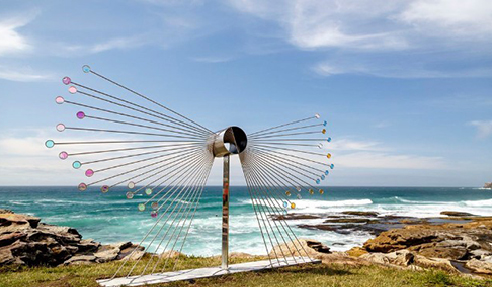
[46,65,334,286]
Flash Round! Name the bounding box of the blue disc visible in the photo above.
[327,137,332,142]
[283,201,287,208]
[316,179,320,184]
[82,65,91,73]
[321,175,326,180]
[45,140,55,148]
[323,120,327,126]
[72,161,82,169]
[331,164,335,169]
[325,170,330,175]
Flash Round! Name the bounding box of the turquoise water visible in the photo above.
[1,186,491,255]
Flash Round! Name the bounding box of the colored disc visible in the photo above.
[68,86,77,94]
[126,192,134,199]
[62,77,71,85]
[138,203,146,212]
[327,137,332,142]
[326,153,332,159]
[151,202,159,210]
[325,170,330,175]
[85,169,94,177]
[322,129,326,134]
[291,202,296,209]
[72,161,82,169]
[315,113,320,119]
[330,164,335,169]
[296,186,301,191]
[309,189,314,195]
[101,185,109,193]
[78,183,87,191]
[45,140,55,148]
[82,65,91,73]
[76,111,85,119]
[145,188,152,195]
[128,181,136,189]
[297,194,302,199]
[316,179,320,184]
[59,151,68,160]
[319,189,324,195]
[151,211,158,218]
[56,124,65,132]
[321,174,325,180]
[285,190,291,196]
[282,201,288,208]
[55,96,65,104]
[323,120,327,126]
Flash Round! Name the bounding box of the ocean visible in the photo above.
[1,186,491,256]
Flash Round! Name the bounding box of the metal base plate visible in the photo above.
[97,257,320,287]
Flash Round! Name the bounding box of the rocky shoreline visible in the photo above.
[274,210,492,276]
[2,208,492,278]
[0,209,144,266]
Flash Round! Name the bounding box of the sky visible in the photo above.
[0,0,491,186]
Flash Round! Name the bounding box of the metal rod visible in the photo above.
[222,155,230,270]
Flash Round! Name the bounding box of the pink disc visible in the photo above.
[78,183,87,191]
[151,211,158,218]
[76,111,85,119]
[55,96,65,104]
[56,124,65,132]
[85,169,94,177]
[59,151,68,160]
[62,77,71,85]
[68,86,77,94]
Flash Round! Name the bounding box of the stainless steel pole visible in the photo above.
[222,155,230,270]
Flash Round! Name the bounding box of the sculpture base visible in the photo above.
[97,257,320,287]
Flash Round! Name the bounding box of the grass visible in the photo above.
[1,255,491,287]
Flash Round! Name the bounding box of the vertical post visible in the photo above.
[222,155,230,270]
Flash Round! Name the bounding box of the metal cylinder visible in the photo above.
[212,126,247,157]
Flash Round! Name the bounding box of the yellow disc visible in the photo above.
[285,190,291,196]
[326,153,332,159]
[291,202,296,209]
[322,129,326,134]
[319,189,324,195]
[309,189,314,195]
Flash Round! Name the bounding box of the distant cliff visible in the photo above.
[484,182,492,189]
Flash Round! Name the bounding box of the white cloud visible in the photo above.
[190,56,234,63]
[469,120,492,138]
[328,139,383,151]
[0,65,54,82]
[334,152,446,170]
[0,14,34,56]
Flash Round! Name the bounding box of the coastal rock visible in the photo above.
[484,182,492,189]
[466,257,492,274]
[413,255,458,273]
[0,211,145,267]
[269,239,331,259]
[361,250,414,266]
[440,211,475,217]
[341,211,379,217]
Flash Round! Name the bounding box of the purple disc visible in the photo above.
[76,111,85,119]
[68,86,77,94]
[78,183,87,191]
[85,169,94,177]
[62,77,71,85]
[101,185,109,193]
[151,211,158,218]
[55,96,65,104]
[59,151,68,160]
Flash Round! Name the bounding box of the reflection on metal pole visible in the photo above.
[222,154,230,270]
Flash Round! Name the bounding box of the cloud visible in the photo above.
[89,35,149,54]
[0,65,54,82]
[0,13,35,56]
[469,120,492,138]
[334,152,446,170]
[190,56,234,63]
[328,139,383,151]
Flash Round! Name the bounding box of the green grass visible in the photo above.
[1,255,491,287]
